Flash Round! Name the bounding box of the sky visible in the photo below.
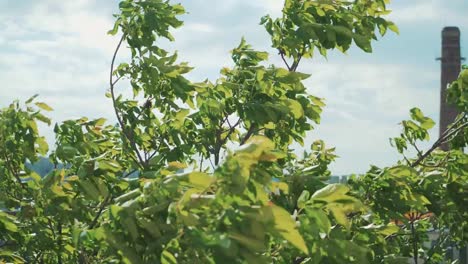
[0,0,467,175]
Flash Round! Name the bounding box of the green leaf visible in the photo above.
[283,99,304,119]
[79,180,102,201]
[229,232,266,251]
[312,184,349,201]
[98,160,122,172]
[188,172,214,189]
[108,18,122,35]
[353,34,372,53]
[330,206,350,229]
[388,22,399,34]
[34,112,52,125]
[297,190,311,209]
[25,94,39,104]
[35,102,54,111]
[387,166,418,179]
[94,118,107,126]
[264,205,309,254]
[161,250,177,264]
[379,224,400,236]
[36,136,49,154]
[361,223,400,236]
[115,189,141,204]
[410,108,435,129]
[306,208,331,235]
[0,212,18,232]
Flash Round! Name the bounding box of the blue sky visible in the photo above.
[0,0,467,174]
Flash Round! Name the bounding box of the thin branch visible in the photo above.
[289,44,306,72]
[47,218,57,239]
[411,119,467,167]
[410,221,418,264]
[147,149,159,163]
[384,232,412,240]
[109,34,125,125]
[111,75,123,86]
[279,50,291,71]
[411,142,423,158]
[57,221,63,264]
[221,118,241,143]
[403,155,412,166]
[240,123,257,145]
[32,252,43,264]
[425,232,449,263]
[121,169,139,179]
[3,154,26,189]
[109,34,145,167]
[290,53,303,72]
[208,156,215,170]
[89,195,112,229]
[199,156,203,172]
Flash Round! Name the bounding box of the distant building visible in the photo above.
[438,26,467,264]
[438,27,463,150]
[328,175,350,184]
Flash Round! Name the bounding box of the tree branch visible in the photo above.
[109,34,145,168]
[279,50,291,71]
[89,195,112,229]
[3,154,26,189]
[425,232,449,264]
[290,53,303,72]
[410,221,418,264]
[240,123,257,145]
[411,119,467,167]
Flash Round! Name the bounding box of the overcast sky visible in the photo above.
[0,0,467,174]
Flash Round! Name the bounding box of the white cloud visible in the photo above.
[295,62,440,174]
[388,1,436,23]
[305,63,438,118]
[184,23,217,33]
[389,0,468,26]
[0,0,116,139]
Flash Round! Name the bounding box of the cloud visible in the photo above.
[305,63,439,118]
[0,0,117,143]
[388,1,436,23]
[389,0,468,26]
[184,23,217,33]
[295,62,440,174]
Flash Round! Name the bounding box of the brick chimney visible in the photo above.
[439,27,462,150]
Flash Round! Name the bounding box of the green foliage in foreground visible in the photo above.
[1,0,467,263]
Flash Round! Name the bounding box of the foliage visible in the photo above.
[0,0,466,263]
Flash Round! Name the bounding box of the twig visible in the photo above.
[240,123,257,145]
[199,156,203,172]
[89,195,112,229]
[57,221,63,264]
[411,142,423,158]
[410,221,418,264]
[3,154,26,189]
[208,157,215,170]
[121,169,138,179]
[411,119,467,167]
[279,50,291,71]
[425,232,449,263]
[109,34,145,167]
[111,75,123,86]
[47,218,57,239]
[290,53,303,72]
[403,155,412,166]
[32,252,43,264]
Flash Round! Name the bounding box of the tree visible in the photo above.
[0,0,466,263]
